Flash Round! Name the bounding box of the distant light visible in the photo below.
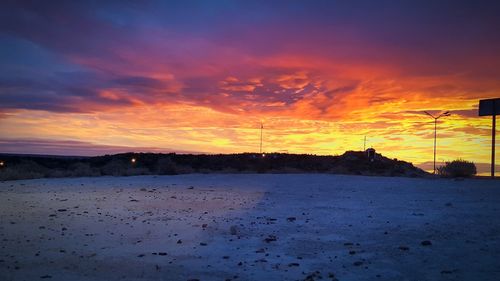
[131,158,136,163]
[262,153,266,158]
[0,161,4,166]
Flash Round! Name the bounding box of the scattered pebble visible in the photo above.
[421,240,432,246]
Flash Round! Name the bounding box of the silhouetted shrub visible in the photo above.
[437,159,477,178]
[70,162,100,177]
[176,164,195,174]
[156,157,178,175]
[0,167,44,181]
[124,167,151,176]
[0,160,48,180]
[101,159,129,176]
[47,169,69,178]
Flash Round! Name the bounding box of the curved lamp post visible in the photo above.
[424,111,451,174]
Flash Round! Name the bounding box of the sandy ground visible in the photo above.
[1,174,499,281]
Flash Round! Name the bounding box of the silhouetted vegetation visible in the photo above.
[437,159,477,178]
[0,151,428,181]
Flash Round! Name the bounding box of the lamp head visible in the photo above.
[423,111,435,118]
[437,111,451,119]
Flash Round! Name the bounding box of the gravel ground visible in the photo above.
[1,174,499,281]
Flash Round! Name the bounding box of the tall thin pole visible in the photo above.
[424,111,449,175]
[433,118,437,174]
[363,136,366,151]
[492,113,496,178]
[260,123,263,154]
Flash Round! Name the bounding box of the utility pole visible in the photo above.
[433,118,437,174]
[424,111,450,174]
[363,136,366,151]
[260,122,263,154]
[492,111,496,178]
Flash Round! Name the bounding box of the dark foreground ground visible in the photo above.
[1,174,499,281]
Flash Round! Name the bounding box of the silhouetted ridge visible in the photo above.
[0,151,428,180]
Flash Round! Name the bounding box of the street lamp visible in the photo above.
[260,122,264,154]
[424,111,451,174]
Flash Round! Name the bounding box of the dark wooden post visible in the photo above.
[479,98,499,179]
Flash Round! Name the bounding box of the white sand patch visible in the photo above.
[1,174,499,281]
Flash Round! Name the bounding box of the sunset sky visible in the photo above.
[0,0,499,171]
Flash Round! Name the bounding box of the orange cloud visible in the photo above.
[1,2,499,171]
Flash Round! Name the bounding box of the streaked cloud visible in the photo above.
[0,0,499,169]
